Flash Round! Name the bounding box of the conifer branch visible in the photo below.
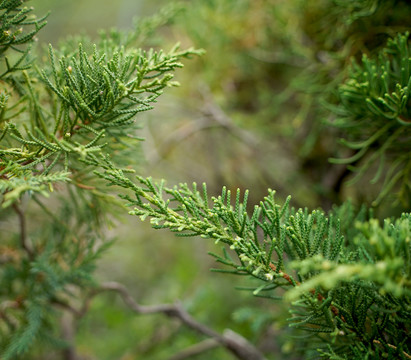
[331,32,411,204]
[1,0,410,358]
[99,170,410,357]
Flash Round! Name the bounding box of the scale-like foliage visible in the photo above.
[0,35,202,207]
[0,0,47,79]
[99,169,410,359]
[331,32,411,205]
[0,161,70,207]
[0,1,203,357]
[0,0,410,358]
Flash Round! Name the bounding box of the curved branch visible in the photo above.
[168,338,219,360]
[78,281,267,360]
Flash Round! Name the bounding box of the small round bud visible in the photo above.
[265,273,274,281]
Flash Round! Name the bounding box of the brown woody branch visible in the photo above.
[12,203,34,260]
[373,340,411,359]
[168,338,219,360]
[73,281,267,360]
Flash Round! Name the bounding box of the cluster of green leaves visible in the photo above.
[99,169,410,359]
[331,32,411,205]
[289,214,410,359]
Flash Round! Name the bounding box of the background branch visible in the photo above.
[79,281,267,360]
[168,338,219,360]
[12,203,34,260]
[60,312,78,360]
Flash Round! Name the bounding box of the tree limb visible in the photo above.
[168,338,219,360]
[78,281,267,360]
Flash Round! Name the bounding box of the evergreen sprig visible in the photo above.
[0,160,70,207]
[0,40,203,206]
[331,32,411,205]
[98,169,411,359]
[40,42,202,130]
[0,227,110,360]
[0,0,47,79]
[0,1,204,356]
[98,2,185,49]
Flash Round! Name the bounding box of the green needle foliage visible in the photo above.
[0,1,202,358]
[0,28,202,206]
[331,32,411,205]
[98,169,410,359]
[0,0,47,79]
[0,0,410,359]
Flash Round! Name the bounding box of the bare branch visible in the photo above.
[12,203,34,259]
[143,85,259,166]
[78,281,267,360]
[149,117,219,164]
[200,89,259,148]
[168,338,219,360]
[0,300,20,330]
[60,312,78,360]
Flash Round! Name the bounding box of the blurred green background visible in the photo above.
[29,0,410,359]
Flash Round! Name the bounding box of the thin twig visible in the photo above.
[12,203,34,260]
[373,340,411,359]
[153,117,220,163]
[144,84,259,166]
[61,312,78,360]
[78,281,267,360]
[200,94,259,148]
[0,300,20,330]
[168,338,219,360]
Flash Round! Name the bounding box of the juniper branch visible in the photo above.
[99,169,410,357]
